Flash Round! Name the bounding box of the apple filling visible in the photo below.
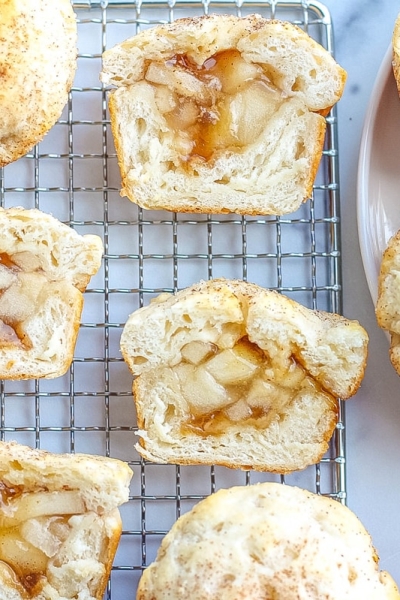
[0,252,47,349]
[168,335,334,435]
[0,485,86,594]
[144,49,286,162]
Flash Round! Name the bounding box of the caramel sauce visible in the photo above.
[21,573,46,597]
[167,50,242,162]
[0,321,24,347]
[174,332,336,436]
[181,403,272,437]
[154,49,279,163]
[0,481,23,506]
[0,513,70,594]
[166,53,205,76]
[0,253,19,270]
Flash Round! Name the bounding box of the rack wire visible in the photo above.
[0,0,343,596]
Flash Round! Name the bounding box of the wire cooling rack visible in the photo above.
[0,0,343,596]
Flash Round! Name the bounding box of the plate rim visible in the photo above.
[356,43,393,307]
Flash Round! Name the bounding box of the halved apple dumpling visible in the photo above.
[121,278,368,473]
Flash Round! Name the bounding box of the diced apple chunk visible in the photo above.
[175,363,231,415]
[174,131,195,156]
[154,85,177,114]
[194,94,236,157]
[230,81,282,146]
[0,320,21,346]
[205,339,263,385]
[282,359,306,389]
[0,530,48,576]
[0,490,86,529]
[224,399,252,422]
[0,264,17,290]
[212,50,263,94]
[11,252,41,272]
[146,62,212,103]
[181,340,217,365]
[0,271,46,324]
[18,272,47,305]
[246,378,291,413]
[217,323,244,349]
[166,100,200,132]
[49,517,71,543]
[246,378,275,409]
[0,281,35,323]
[146,62,177,87]
[177,100,200,129]
[20,516,68,558]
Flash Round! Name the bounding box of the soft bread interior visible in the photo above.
[0,441,133,600]
[101,14,346,215]
[121,279,368,473]
[137,482,400,600]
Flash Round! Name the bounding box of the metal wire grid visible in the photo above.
[0,0,343,596]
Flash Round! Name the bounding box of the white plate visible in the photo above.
[357,44,400,305]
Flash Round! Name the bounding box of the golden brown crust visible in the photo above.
[94,510,122,600]
[108,93,130,206]
[301,115,326,209]
[0,0,77,166]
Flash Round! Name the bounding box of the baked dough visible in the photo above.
[0,0,77,166]
[0,207,103,380]
[120,278,368,473]
[375,229,400,373]
[101,14,346,215]
[0,440,133,600]
[137,482,400,600]
[393,13,400,93]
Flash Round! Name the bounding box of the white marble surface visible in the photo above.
[322,0,400,585]
[1,1,399,590]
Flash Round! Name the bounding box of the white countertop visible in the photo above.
[323,0,400,584]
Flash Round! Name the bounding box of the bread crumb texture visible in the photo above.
[0,207,103,380]
[101,14,346,215]
[121,278,368,473]
[0,0,77,166]
[0,440,133,600]
[137,482,400,600]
